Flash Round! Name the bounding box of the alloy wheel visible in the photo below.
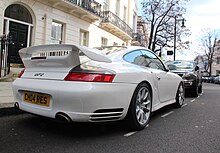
[135,86,152,125]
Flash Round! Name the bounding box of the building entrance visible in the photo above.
[9,21,28,64]
[4,4,33,64]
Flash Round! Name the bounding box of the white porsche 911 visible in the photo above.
[12,44,184,131]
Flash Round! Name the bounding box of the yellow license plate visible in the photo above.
[23,91,50,107]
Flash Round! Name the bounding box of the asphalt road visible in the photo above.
[0,83,220,153]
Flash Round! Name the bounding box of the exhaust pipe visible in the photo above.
[14,102,19,109]
[55,113,72,123]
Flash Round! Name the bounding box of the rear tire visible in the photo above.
[126,83,152,131]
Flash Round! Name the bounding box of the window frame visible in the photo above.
[101,37,108,47]
[103,0,110,11]
[115,0,120,16]
[51,20,64,44]
[80,29,89,46]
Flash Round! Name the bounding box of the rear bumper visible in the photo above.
[12,78,136,122]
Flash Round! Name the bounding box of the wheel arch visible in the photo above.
[124,80,153,130]
[126,80,153,115]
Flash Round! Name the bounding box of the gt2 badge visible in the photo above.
[34,73,44,76]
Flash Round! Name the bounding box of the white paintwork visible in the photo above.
[12,45,183,122]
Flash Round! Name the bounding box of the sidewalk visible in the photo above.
[0,81,23,117]
[0,82,14,108]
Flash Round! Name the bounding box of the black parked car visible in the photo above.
[165,60,202,97]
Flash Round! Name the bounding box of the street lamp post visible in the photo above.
[173,16,185,61]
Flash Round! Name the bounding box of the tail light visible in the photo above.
[64,72,115,82]
[18,69,25,78]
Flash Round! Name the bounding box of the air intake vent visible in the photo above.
[90,108,124,121]
[178,74,184,77]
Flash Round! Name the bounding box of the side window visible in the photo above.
[124,51,144,65]
[141,50,165,70]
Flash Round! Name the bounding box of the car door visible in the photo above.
[140,50,177,102]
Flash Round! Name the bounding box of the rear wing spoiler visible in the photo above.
[19,44,112,69]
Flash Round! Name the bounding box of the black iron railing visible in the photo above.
[101,11,133,37]
[0,34,11,77]
[65,0,102,17]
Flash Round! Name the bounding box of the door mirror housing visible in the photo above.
[195,66,199,71]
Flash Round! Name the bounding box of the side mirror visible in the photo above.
[195,66,199,71]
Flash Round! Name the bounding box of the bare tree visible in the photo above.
[201,29,220,76]
[142,0,190,53]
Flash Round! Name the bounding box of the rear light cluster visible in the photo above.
[64,72,115,82]
[18,69,25,78]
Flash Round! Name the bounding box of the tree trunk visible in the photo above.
[209,62,212,76]
[148,22,154,50]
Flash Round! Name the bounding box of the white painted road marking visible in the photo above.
[124,131,137,137]
[161,111,174,118]
[191,99,196,103]
[182,103,188,107]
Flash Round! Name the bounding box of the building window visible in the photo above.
[133,14,137,33]
[101,37,108,46]
[51,21,63,44]
[123,6,127,22]
[115,0,120,16]
[80,30,89,46]
[103,0,109,11]
[113,42,118,46]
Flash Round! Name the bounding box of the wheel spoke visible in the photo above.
[136,94,141,104]
[141,89,146,100]
[136,109,141,119]
[139,109,145,123]
[141,100,150,111]
[142,90,149,101]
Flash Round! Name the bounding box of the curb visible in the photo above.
[0,72,14,82]
[0,103,24,117]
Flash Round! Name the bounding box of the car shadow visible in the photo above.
[16,103,181,138]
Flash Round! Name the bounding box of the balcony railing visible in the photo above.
[101,11,133,38]
[65,0,102,17]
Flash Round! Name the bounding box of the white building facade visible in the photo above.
[0,0,138,64]
[212,40,220,75]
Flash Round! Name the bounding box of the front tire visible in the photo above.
[175,83,184,108]
[126,83,152,131]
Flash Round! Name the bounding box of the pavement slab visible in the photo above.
[0,82,15,109]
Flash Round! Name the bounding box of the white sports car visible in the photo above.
[12,45,184,130]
